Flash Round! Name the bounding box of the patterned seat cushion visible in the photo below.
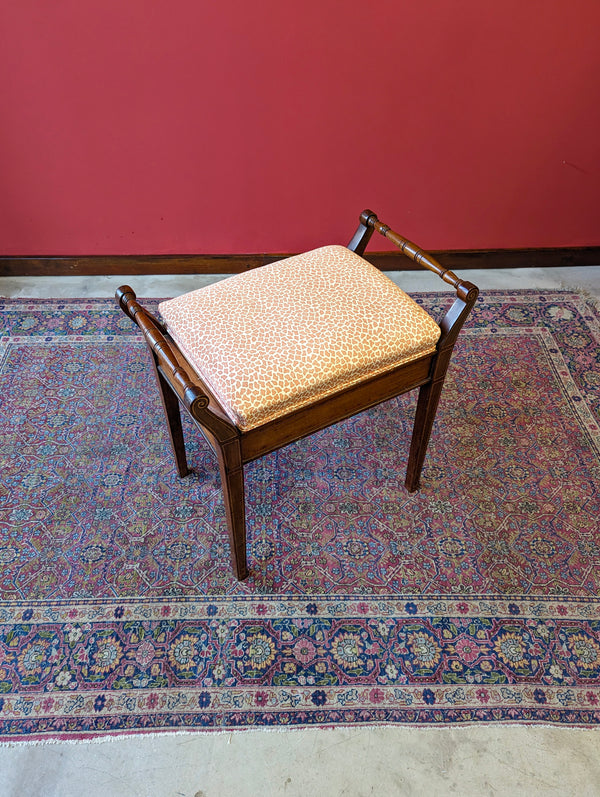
[158,245,441,430]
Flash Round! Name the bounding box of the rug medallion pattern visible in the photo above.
[0,290,599,738]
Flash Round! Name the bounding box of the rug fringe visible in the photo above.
[559,281,600,308]
[1,721,597,748]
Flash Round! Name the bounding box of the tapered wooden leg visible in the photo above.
[217,456,249,581]
[405,377,446,493]
[151,360,190,478]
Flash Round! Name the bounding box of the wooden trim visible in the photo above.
[1,247,599,277]
[241,356,433,462]
[0,254,280,277]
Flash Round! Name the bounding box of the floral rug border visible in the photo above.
[2,594,600,738]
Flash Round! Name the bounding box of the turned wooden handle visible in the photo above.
[360,209,478,300]
[355,210,479,348]
[115,286,209,412]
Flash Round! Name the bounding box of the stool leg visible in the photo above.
[217,456,249,581]
[405,377,446,493]
[151,360,190,478]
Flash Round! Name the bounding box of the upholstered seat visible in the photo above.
[117,209,478,581]
[158,245,441,430]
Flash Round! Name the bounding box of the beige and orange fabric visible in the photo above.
[158,245,441,431]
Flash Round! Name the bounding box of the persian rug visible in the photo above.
[0,289,599,741]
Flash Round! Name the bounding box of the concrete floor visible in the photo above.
[1,266,599,797]
[2,264,600,299]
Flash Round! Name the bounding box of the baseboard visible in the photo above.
[1,247,599,277]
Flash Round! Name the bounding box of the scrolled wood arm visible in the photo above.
[116,286,239,441]
[115,286,211,415]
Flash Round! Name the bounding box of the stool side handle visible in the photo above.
[350,211,479,348]
[115,286,237,438]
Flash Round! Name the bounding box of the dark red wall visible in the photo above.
[1,0,599,255]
